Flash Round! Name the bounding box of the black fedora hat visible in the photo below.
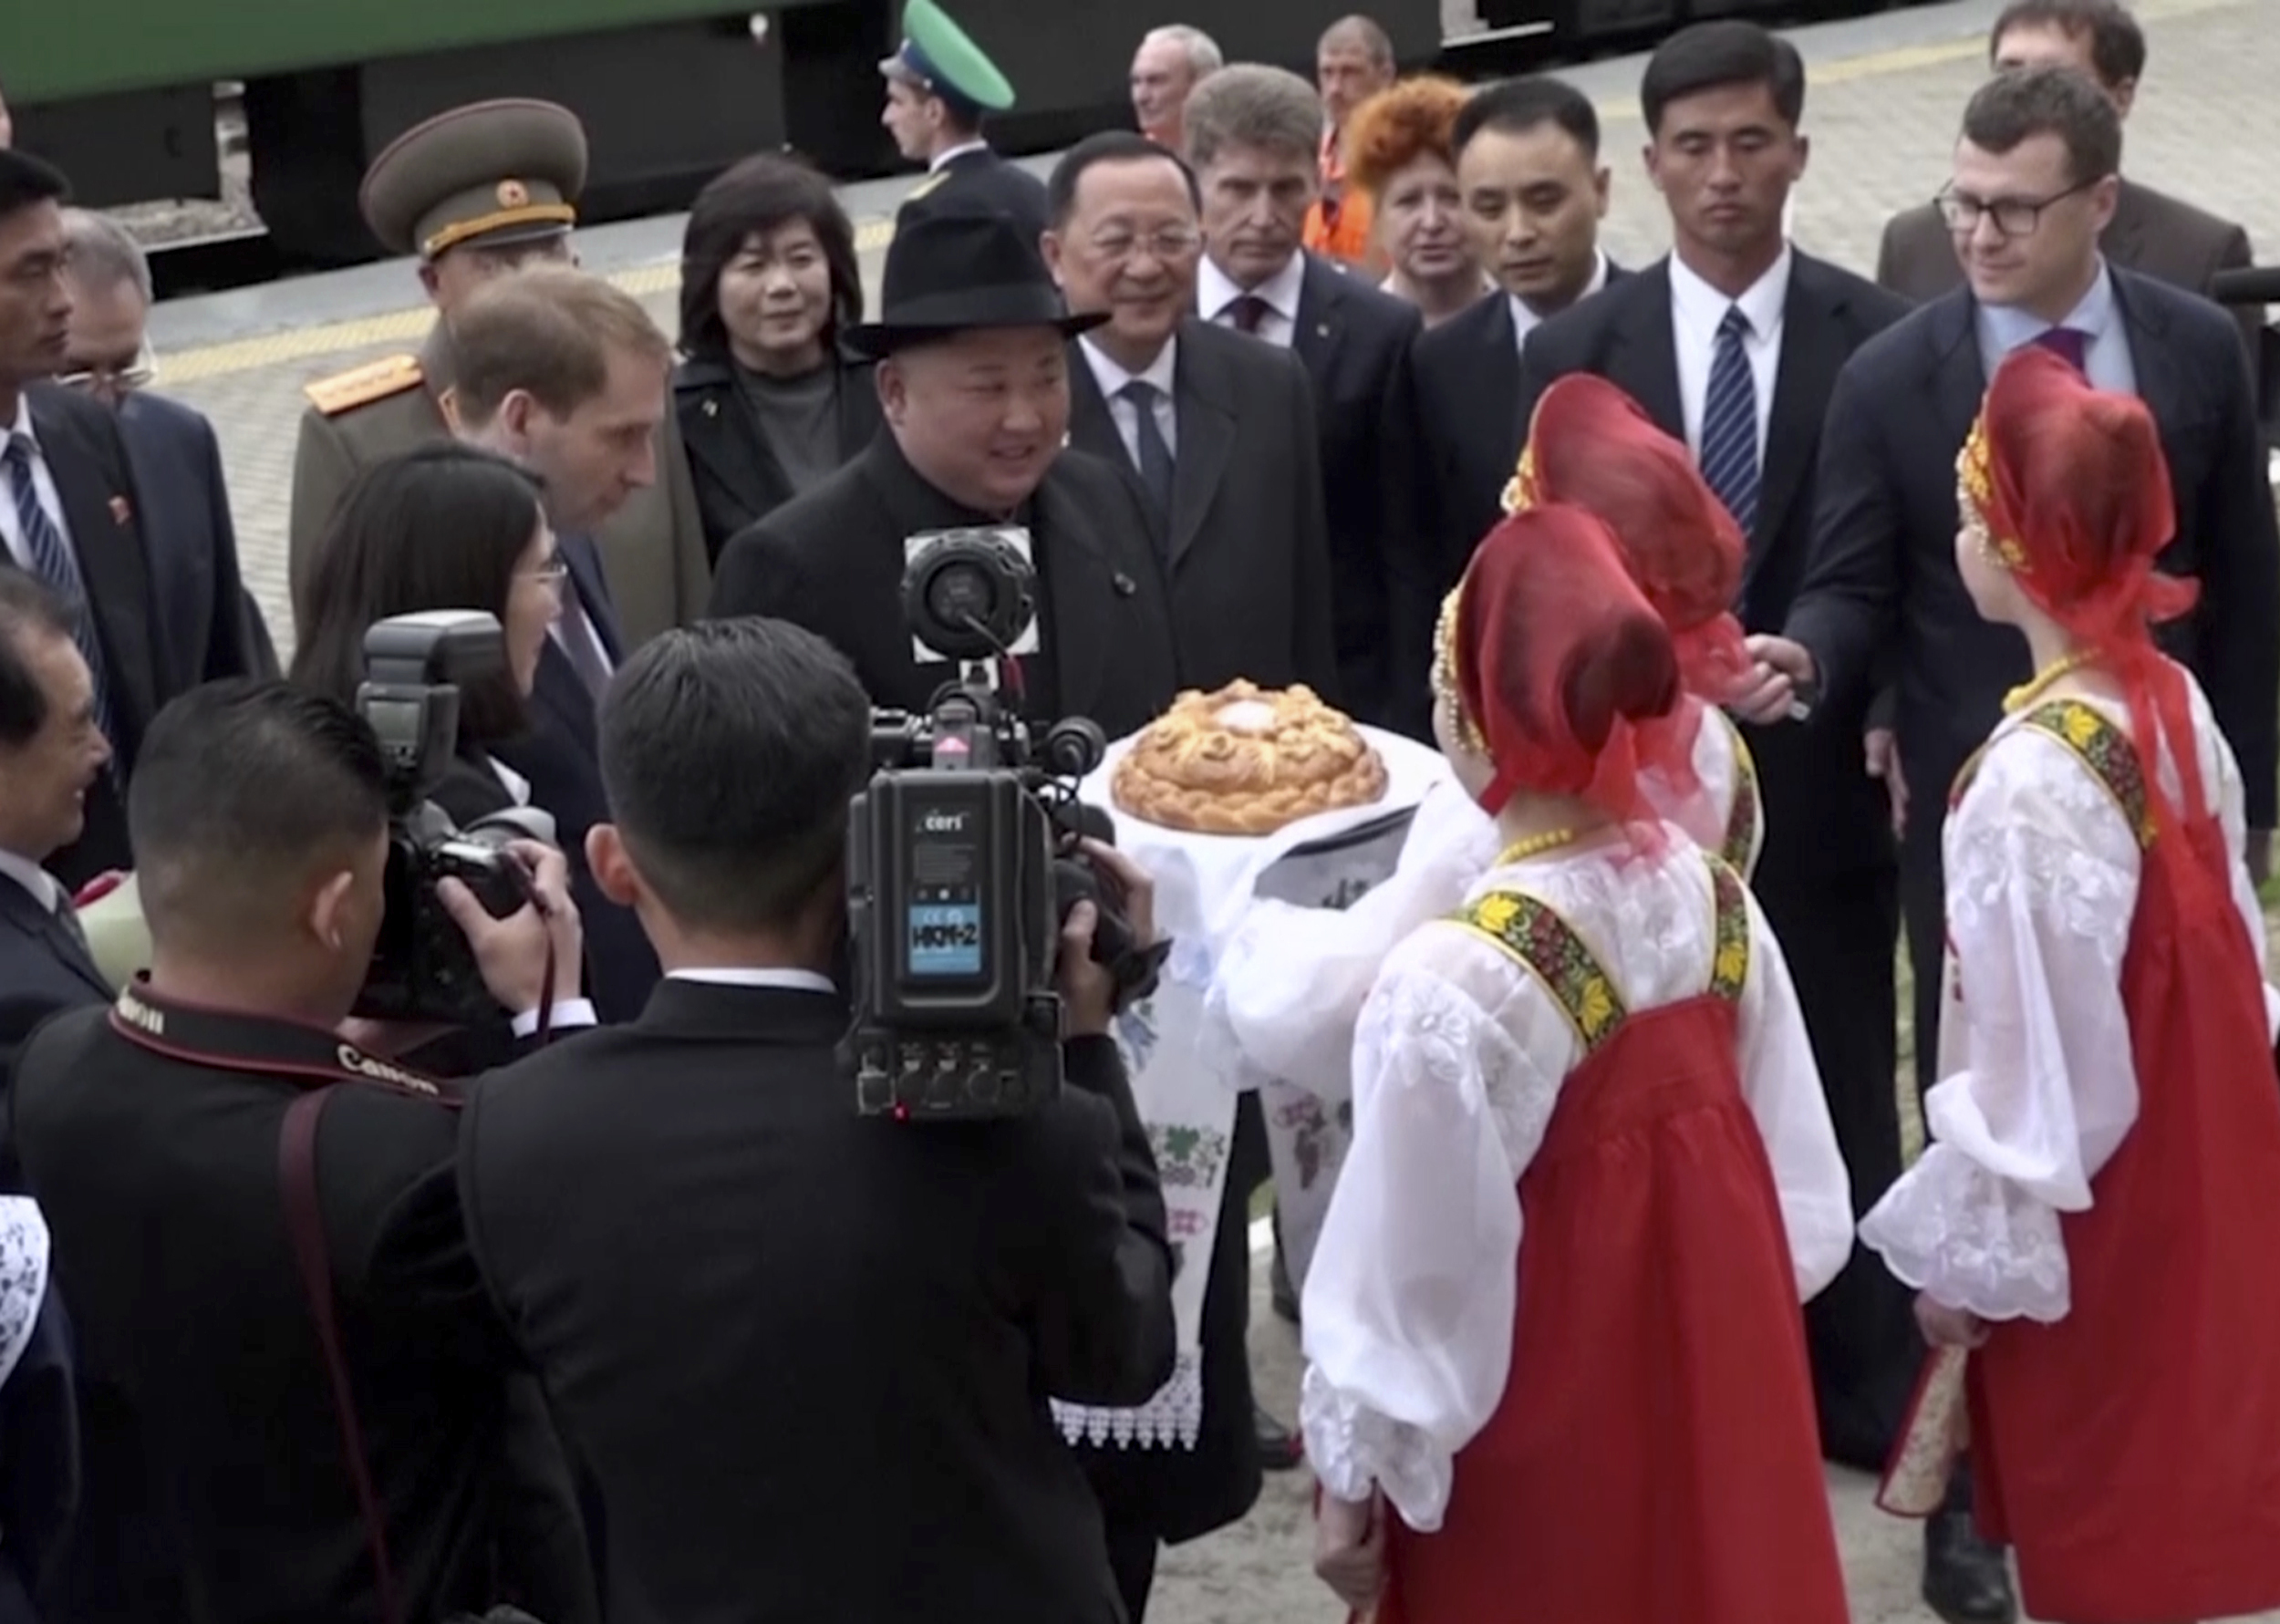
[845,204,1106,359]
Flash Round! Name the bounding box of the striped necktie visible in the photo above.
[1700,305,1761,538]
[4,432,114,745]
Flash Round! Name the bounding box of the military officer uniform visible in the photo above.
[881,0,1051,243]
[285,98,710,648]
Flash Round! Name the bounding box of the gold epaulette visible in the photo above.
[302,353,424,417]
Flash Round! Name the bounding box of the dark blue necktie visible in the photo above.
[2034,325,2088,374]
[4,432,114,746]
[1118,380,1176,528]
[1700,305,1761,538]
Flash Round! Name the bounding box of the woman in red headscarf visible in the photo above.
[1858,347,2280,1624]
[1217,376,1763,1098]
[1301,503,1852,1624]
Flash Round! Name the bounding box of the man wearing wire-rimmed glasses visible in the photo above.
[57,208,276,685]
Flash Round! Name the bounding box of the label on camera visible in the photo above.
[905,901,983,978]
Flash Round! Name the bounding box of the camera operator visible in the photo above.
[451,617,1176,1623]
[704,205,1180,742]
[6,679,597,1622]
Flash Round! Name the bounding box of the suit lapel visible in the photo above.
[26,393,159,746]
[1065,355,1121,465]
[1029,469,1114,722]
[1606,264,1686,440]
[1747,256,1851,589]
[677,362,785,526]
[532,641,598,748]
[1290,255,1339,379]
[1166,324,1235,566]
[557,531,624,662]
[2100,180,2151,275]
[2111,270,2186,430]
[0,879,109,998]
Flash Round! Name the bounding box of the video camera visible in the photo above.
[353,612,555,1024]
[843,528,1168,1122]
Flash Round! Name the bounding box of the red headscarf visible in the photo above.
[1963,345,2199,826]
[1436,502,1684,820]
[1508,374,1751,795]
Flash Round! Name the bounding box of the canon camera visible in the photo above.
[353,612,555,1024]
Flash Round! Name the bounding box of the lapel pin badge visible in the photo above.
[1316,322,1331,339]
[702,398,720,418]
[108,495,131,526]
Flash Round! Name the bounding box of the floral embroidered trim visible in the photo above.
[1499,444,1541,517]
[1452,888,1627,1051]
[1723,720,1761,873]
[2018,699,2155,848]
[1705,856,1752,1000]
[1957,415,2026,569]
[1432,587,1485,755]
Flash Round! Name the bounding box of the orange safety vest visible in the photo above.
[1304,125,1377,267]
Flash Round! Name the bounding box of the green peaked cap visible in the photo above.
[881,0,1018,114]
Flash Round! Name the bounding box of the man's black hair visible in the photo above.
[0,148,68,225]
[1640,21,1807,136]
[1046,131,1203,229]
[1960,62,2122,188]
[1453,76,1601,162]
[599,617,872,934]
[130,679,390,937]
[0,573,80,748]
[1991,0,2147,88]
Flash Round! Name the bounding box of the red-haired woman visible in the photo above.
[1339,77,1488,326]
[1859,346,2280,1624]
[1302,502,1851,1624]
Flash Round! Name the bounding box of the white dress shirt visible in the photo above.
[1077,333,1181,469]
[0,845,64,917]
[0,396,75,575]
[1510,251,1612,354]
[929,140,990,171]
[1974,258,2136,396]
[1198,252,1309,349]
[668,967,838,992]
[1669,244,1791,470]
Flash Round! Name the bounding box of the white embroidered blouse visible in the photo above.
[1858,677,2279,1324]
[1216,709,1759,1102]
[1296,834,1852,1533]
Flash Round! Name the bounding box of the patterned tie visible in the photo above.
[2033,325,2088,374]
[1228,295,1271,336]
[1700,305,1761,538]
[1117,380,1176,530]
[4,433,114,745]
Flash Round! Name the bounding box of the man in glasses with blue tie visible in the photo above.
[0,148,172,891]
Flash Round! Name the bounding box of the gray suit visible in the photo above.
[1876,178,2259,366]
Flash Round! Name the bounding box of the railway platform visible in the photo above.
[133,0,2280,1617]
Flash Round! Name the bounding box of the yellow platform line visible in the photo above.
[155,0,2244,387]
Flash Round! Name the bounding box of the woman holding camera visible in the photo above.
[292,445,567,830]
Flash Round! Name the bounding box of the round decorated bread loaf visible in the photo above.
[1110,680,1389,835]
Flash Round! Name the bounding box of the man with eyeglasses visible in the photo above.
[1875,0,2259,369]
[58,210,277,685]
[1738,68,2276,1619]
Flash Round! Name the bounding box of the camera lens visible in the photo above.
[925,562,996,627]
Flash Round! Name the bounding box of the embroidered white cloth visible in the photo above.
[1859,678,2278,1323]
[1298,837,1852,1529]
[0,1195,51,1393]
[1215,713,1757,1112]
[1048,725,1446,1450]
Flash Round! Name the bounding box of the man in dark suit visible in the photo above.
[1405,74,1620,731]
[1875,0,2260,367]
[58,208,277,683]
[708,206,1181,745]
[1743,65,2278,1624]
[1045,132,1338,699]
[880,0,1051,245]
[0,150,175,893]
[449,265,678,1023]
[0,574,113,1096]
[456,618,1175,1623]
[9,678,596,1623]
[1508,21,1961,1612]
[1180,63,1421,727]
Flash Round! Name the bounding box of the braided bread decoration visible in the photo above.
[1111,680,1389,834]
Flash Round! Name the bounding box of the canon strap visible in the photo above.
[106,980,453,1102]
[105,978,449,1623]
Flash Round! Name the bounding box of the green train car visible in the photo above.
[8,0,1930,265]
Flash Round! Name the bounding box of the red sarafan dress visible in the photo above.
[1862,686,2280,1624]
[1298,838,1853,1624]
